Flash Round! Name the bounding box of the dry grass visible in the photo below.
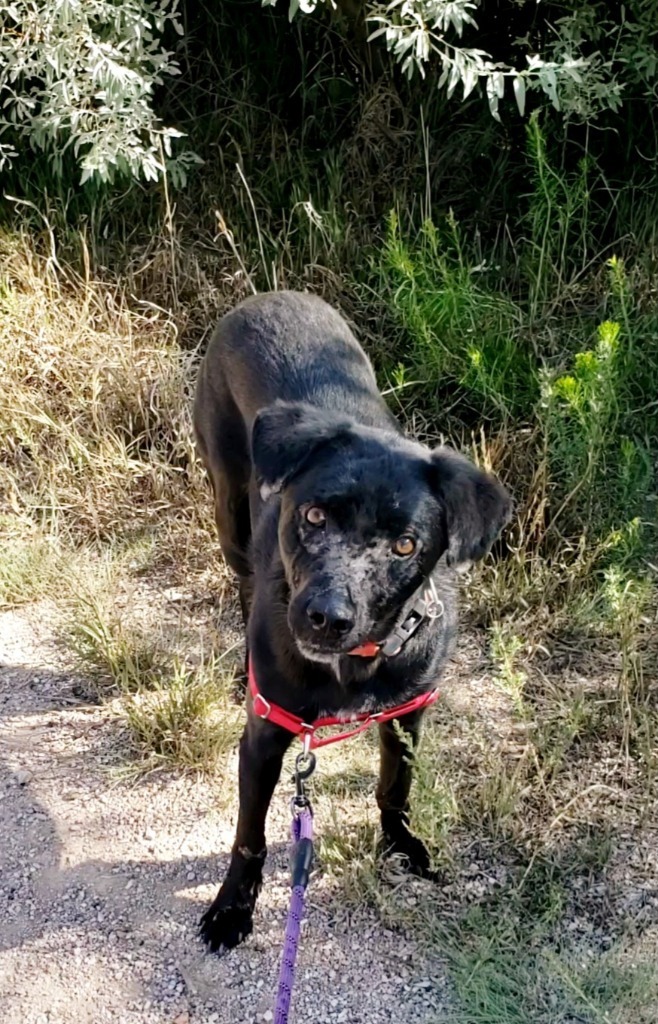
[0,227,207,548]
[124,656,243,775]
[0,530,67,608]
[0,224,238,774]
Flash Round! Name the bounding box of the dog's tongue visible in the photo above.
[348,641,380,658]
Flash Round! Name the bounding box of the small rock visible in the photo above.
[16,770,32,786]
[173,1014,189,1024]
[262,1013,273,1022]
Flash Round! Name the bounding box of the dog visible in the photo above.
[193,291,512,952]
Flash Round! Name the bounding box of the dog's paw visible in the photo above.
[199,900,254,953]
[389,832,440,882]
[381,814,441,882]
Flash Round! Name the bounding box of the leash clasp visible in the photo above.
[291,737,316,812]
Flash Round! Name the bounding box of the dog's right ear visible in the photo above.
[251,401,353,499]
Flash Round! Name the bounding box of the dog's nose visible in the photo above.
[306,595,355,638]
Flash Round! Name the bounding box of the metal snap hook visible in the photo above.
[294,749,317,782]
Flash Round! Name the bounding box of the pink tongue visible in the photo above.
[348,642,380,658]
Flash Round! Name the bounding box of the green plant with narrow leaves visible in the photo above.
[380,212,534,420]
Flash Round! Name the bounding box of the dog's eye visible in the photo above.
[393,535,416,557]
[305,506,326,527]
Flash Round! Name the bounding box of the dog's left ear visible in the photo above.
[429,447,513,568]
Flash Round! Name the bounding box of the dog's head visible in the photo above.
[252,401,512,661]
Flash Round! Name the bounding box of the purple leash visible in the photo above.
[274,749,316,1024]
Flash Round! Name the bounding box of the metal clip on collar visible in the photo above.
[380,578,444,657]
[424,577,444,620]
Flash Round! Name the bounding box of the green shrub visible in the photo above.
[376,114,656,662]
[381,212,534,421]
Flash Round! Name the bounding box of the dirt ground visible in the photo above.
[0,602,452,1024]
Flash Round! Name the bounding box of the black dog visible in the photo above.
[193,291,511,952]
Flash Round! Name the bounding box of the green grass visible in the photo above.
[319,718,658,1022]
[437,908,658,1024]
[380,212,533,421]
[430,836,657,1024]
[373,133,657,765]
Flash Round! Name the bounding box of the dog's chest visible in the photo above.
[317,676,425,720]
[319,695,379,720]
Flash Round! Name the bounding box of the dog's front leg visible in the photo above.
[376,712,438,881]
[200,713,293,952]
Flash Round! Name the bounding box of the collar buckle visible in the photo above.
[252,692,272,719]
[380,578,444,658]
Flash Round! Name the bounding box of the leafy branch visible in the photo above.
[0,0,199,185]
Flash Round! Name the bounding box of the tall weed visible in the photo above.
[381,213,533,421]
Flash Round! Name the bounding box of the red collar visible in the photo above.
[248,658,440,750]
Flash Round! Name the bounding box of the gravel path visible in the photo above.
[0,604,451,1024]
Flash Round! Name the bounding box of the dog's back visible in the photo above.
[194,291,396,446]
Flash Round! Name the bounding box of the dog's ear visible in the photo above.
[429,447,512,568]
[252,401,353,498]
